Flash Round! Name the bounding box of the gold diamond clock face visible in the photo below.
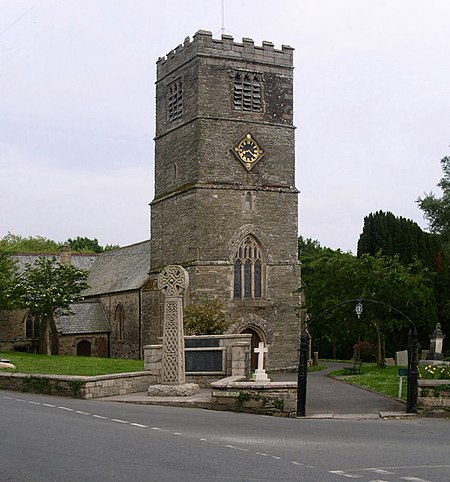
[233,133,265,171]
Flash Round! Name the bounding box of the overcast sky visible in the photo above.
[1,0,449,253]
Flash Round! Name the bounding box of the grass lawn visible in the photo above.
[331,364,408,401]
[0,351,144,376]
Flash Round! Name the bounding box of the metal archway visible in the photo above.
[296,298,418,416]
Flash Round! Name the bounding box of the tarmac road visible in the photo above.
[1,389,449,482]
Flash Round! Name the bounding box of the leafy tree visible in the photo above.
[184,295,231,335]
[417,156,450,241]
[0,248,18,309]
[68,236,118,253]
[0,233,61,253]
[0,233,118,254]
[10,257,89,355]
[357,211,442,269]
[300,240,437,364]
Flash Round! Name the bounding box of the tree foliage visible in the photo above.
[0,233,118,254]
[417,156,450,241]
[10,257,89,354]
[183,295,231,336]
[299,238,437,361]
[357,211,442,269]
[68,236,118,253]
[0,248,18,310]
[0,233,61,253]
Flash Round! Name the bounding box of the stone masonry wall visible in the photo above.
[0,371,155,399]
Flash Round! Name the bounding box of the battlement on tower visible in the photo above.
[156,30,294,79]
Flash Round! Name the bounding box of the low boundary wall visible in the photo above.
[0,371,155,399]
[211,376,297,417]
[418,379,450,416]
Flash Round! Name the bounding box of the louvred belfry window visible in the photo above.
[233,236,263,299]
[233,72,262,112]
[167,79,183,121]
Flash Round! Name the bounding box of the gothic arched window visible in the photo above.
[233,236,264,299]
[25,314,40,339]
[115,304,125,341]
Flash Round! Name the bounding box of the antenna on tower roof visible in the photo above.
[221,0,225,34]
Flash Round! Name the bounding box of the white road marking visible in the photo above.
[401,477,432,482]
[151,427,162,430]
[111,419,129,424]
[130,423,147,428]
[92,414,107,419]
[366,469,394,475]
[58,406,73,411]
[330,471,364,478]
[28,401,40,405]
[75,410,90,415]
[3,396,13,399]
[43,403,56,407]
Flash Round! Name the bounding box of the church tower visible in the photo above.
[148,30,300,369]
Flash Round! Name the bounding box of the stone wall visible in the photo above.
[418,379,450,416]
[211,376,297,417]
[0,371,155,399]
[97,291,141,359]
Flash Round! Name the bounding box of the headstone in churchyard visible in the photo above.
[396,350,408,367]
[253,342,270,382]
[148,265,199,397]
[425,323,445,361]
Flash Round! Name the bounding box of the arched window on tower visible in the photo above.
[115,304,125,342]
[233,236,264,299]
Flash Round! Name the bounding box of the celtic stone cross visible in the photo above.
[158,265,189,385]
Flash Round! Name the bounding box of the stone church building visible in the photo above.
[0,31,301,370]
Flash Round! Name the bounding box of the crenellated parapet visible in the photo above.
[156,30,294,79]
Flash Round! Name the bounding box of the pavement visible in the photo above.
[97,361,409,419]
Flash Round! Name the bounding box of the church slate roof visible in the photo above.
[13,253,98,271]
[84,240,151,296]
[55,300,110,335]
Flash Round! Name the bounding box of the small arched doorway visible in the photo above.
[241,328,262,370]
[77,340,92,357]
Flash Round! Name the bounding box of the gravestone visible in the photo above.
[253,342,270,382]
[148,265,199,396]
[396,350,408,367]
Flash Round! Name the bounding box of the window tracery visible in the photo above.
[233,236,263,299]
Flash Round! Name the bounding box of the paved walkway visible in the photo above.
[272,362,406,418]
[98,362,407,419]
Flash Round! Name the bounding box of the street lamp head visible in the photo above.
[355,302,363,319]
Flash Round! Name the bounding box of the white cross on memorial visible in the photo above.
[253,342,270,382]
